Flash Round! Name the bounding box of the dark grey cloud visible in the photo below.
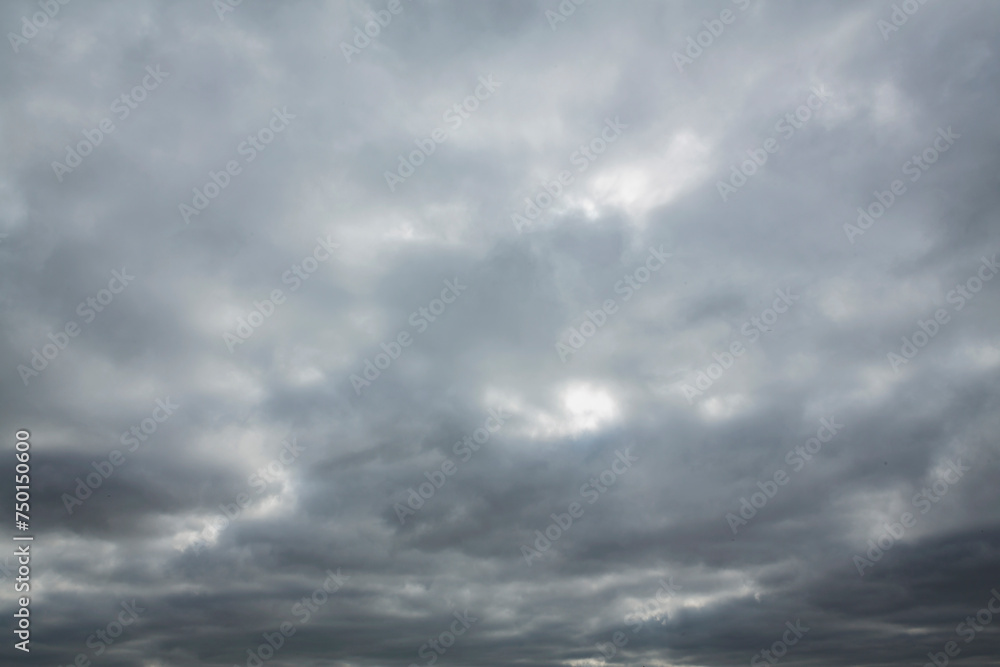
[2,0,999,666]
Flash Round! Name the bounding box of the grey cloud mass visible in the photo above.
[1,1,1000,666]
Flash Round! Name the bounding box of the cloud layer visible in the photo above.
[2,1,999,666]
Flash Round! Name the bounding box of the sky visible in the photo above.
[1,1,1000,666]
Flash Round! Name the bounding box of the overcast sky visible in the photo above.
[2,1,1000,666]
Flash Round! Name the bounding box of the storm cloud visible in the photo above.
[1,1,999,666]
